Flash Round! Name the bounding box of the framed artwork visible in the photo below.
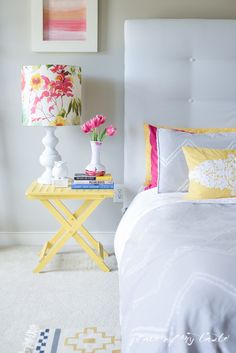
[31,0,98,52]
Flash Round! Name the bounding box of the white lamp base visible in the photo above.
[38,127,61,185]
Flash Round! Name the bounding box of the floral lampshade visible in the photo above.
[21,65,82,126]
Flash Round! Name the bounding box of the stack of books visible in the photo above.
[71,173,114,189]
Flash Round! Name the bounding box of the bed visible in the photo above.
[115,19,236,352]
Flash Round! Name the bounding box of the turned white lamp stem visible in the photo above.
[38,127,61,185]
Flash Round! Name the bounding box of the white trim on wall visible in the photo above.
[0,232,115,251]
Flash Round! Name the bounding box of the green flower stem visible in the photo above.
[91,128,107,141]
[100,128,107,141]
[91,129,98,141]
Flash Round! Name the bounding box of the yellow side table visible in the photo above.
[26,181,115,273]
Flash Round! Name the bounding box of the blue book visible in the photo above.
[71,183,114,189]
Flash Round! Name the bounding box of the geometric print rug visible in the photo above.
[20,326,121,353]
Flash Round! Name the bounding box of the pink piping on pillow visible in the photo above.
[144,124,158,190]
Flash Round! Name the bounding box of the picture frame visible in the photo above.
[31,0,98,52]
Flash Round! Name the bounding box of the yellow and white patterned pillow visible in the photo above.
[182,146,236,199]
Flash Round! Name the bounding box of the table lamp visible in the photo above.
[21,64,81,184]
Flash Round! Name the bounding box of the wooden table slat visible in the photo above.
[26,181,115,200]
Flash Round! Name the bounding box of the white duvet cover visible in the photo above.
[115,189,236,353]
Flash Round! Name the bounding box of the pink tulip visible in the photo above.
[81,121,92,134]
[96,115,106,125]
[90,117,99,129]
[106,125,117,137]
[90,115,106,129]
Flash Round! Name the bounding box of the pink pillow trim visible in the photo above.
[144,124,158,190]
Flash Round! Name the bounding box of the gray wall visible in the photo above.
[1,0,236,235]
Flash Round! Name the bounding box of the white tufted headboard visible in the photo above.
[124,19,236,205]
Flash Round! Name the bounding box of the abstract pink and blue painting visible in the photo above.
[43,0,87,41]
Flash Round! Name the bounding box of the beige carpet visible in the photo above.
[0,246,120,353]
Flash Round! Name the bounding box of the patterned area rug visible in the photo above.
[21,326,121,353]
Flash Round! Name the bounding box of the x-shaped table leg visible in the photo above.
[34,199,111,273]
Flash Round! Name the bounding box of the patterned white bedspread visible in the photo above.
[115,189,236,353]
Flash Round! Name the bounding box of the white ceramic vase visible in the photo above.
[85,141,106,176]
[52,161,68,179]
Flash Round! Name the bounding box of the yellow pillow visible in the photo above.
[182,146,236,199]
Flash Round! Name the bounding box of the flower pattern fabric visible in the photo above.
[190,154,236,195]
[21,65,82,126]
[183,146,236,199]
